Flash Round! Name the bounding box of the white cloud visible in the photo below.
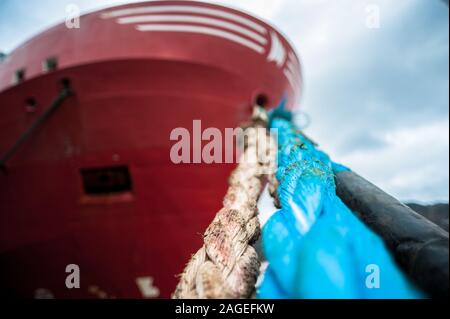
[337,119,449,202]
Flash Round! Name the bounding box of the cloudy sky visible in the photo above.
[0,0,448,203]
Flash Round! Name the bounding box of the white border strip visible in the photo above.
[102,5,267,34]
[118,15,267,45]
[136,24,265,54]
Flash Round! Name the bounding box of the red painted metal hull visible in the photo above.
[0,1,300,298]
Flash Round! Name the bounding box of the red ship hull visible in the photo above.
[0,1,300,298]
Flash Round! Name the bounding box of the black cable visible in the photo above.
[335,170,449,298]
[0,81,72,170]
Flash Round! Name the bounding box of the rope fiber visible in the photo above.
[173,106,276,299]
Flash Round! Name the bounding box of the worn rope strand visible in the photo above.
[172,107,276,299]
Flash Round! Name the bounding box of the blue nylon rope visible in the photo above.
[257,113,422,299]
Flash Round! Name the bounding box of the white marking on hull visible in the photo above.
[136,24,265,54]
[286,60,298,77]
[118,15,267,45]
[288,51,300,68]
[284,68,297,90]
[283,50,301,91]
[136,277,160,298]
[101,5,267,34]
[267,31,286,67]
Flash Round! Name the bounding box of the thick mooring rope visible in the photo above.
[172,107,276,299]
[258,115,422,298]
